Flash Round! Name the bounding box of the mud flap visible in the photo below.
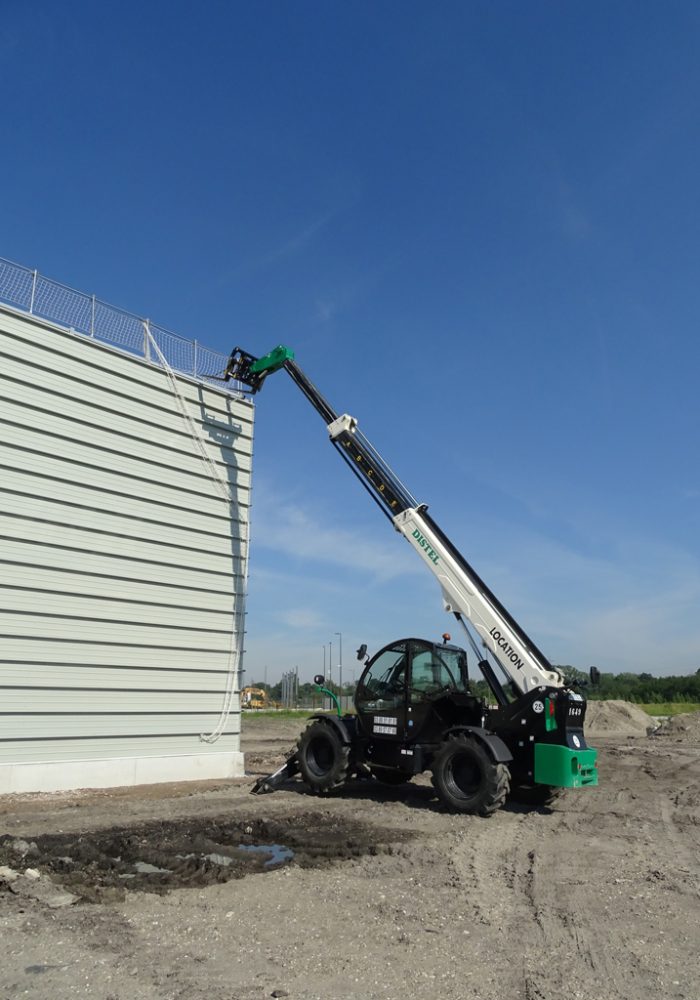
[250,751,300,794]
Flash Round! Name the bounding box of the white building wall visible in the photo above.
[0,303,253,793]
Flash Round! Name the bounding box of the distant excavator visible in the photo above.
[241,686,278,710]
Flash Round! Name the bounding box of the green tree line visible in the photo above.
[554,666,700,703]
[251,668,700,707]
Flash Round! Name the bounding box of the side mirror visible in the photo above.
[589,666,601,686]
[313,674,325,686]
[356,644,367,661]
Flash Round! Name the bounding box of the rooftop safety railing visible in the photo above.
[0,256,241,393]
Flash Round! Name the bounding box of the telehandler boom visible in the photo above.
[227,345,598,815]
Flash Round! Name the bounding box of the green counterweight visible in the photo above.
[534,744,598,788]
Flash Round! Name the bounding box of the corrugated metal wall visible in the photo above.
[0,304,253,792]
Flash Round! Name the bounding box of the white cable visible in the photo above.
[143,322,247,743]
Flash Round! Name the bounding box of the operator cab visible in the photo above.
[355,637,483,744]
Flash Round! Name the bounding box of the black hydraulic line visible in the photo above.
[453,612,510,707]
[477,658,511,707]
[284,359,337,425]
[423,508,555,674]
[284,359,416,518]
[453,610,485,663]
[332,441,396,521]
[330,426,416,516]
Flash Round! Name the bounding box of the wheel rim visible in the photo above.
[306,734,334,777]
[446,751,482,801]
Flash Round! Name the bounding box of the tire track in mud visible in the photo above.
[447,791,658,1000]
[518,826,644,1000]
[448,806,541,997]
[0,812,417,900]
[514,743,700,1000]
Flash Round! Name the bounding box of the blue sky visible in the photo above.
[2,1,699,680]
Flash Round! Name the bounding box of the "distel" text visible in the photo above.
[411,529,439,564]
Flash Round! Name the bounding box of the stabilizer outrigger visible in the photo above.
[251,750,299,795]
[250,677,342,795]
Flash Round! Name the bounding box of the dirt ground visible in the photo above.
[1,713,699,1000]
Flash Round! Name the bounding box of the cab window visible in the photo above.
[410,645,466,703]
[356,643,407,711]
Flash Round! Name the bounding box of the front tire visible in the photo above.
[431,734,510,816]
[297,720,350,793]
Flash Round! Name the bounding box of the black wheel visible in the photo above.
[431,734,510,816]
[297,720,350,793]
[370,768,410,786]
[510,783,559,807]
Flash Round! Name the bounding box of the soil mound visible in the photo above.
[657,710,700,744]
[585,699,656,737]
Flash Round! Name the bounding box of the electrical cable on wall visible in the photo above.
[143,322,247,743]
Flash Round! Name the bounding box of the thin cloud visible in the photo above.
[314,298,336,323]
[219,207,343,287]
[481,525,700,673]
[252,491,419,583]
[277,607,327,630]
[261,210,338,266]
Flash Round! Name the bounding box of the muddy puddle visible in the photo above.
[0,812,412,902]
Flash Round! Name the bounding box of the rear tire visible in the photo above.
[431,734,510,816]
[297,720,350,793]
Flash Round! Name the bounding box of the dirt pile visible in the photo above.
[585,699,656,737]
[657,709,700,744]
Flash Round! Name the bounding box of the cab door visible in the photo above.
[355,640,408,741]
[407,640,466,740]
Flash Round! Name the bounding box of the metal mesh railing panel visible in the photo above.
[32,274,93,334]
[0,257,241,394]
[195,343,233,386]
[0,259,34,311]
[149,323,195,375]
[93,300,145,354]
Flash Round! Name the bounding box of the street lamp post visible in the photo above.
[335,632,343,710]
[328,641,333,711]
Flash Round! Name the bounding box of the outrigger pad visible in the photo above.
[250,752,300,794]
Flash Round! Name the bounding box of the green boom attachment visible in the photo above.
[225,344,295,393]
